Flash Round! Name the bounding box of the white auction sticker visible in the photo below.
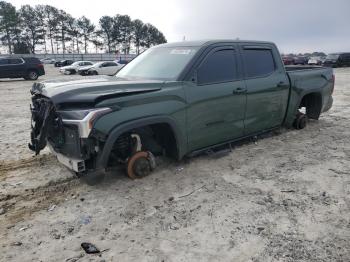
[170,49,193,55]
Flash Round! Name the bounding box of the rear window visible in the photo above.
[326,54,339,60]
[243,49,275,78]
[9,58,23,64]
[24,57,40,64]
[197,49,238,85]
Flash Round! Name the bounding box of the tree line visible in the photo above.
[0,1,167,54]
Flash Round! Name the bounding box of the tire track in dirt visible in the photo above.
[0,154,83,233]
[0,154,55,176]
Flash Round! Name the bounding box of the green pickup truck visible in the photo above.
[29,40,334,184]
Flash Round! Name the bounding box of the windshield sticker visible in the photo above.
[170,49,193,55]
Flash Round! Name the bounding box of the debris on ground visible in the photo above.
[175,167,184,172]
[47,205,56,212]
[80,216,92,225]
[19,226,30,231]
[11,242,22,246]
[81,242,100,254]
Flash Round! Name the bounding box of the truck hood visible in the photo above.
[31,77,164,108]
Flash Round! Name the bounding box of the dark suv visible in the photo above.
[54,59,74,67]
[0,57,45,80]
[323,53,350,67]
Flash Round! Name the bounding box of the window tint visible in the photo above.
[106,62,117,67]
[243,49,275,78]
[197,49,238,85]
[0,59,8,65]
[9,58,23,64]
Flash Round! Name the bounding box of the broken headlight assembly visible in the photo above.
[58,108,112,138]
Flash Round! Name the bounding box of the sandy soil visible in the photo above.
[0,65,349,261]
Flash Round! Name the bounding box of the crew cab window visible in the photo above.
[9,58,23,64]
[243,49,275,78]
[197,49,238,85]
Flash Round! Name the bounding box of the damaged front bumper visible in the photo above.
[48,144,86,172]
[28,93,110,174]
[28,96,59,155]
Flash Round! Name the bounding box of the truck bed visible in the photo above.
[285,65,324,71]
[283,65,334,127]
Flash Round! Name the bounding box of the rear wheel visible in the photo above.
[26,70,38,80]
[293,112,308,129]
[91,70,98,75]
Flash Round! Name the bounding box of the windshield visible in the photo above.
[326,54,339,60]
[116,46,199,80]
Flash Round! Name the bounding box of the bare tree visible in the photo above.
[99,15,114,53]
[0,1,20,53]
[19,5,45,53]
[77,16,95,53]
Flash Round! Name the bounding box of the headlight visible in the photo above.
[58,108,112,138]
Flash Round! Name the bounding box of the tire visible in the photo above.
[91,71,98,75]
[293,113,308,129]
[26,70,38,80]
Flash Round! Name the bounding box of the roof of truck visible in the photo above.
[157,39,275,48]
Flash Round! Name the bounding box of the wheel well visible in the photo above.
[107,123,178,166]
[27,68,38,74]
[299,92,322,119]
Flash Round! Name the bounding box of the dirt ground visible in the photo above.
[0,65,349,262]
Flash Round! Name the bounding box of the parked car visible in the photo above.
[115,59,129,65]
[308,56,323,65]
[282,56,294,65]
[83,61,124,76]
[29,40,334,184]
[323,53,350,67]
[77,63,96,76]
[293,56,308,65]
[0,57,45,80]
[40,58,56,64]
[59,61,94,75]
[54,59,74,67]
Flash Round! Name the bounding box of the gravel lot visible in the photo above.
[0,65,349,261]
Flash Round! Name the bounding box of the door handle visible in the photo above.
[232,87,246,94]
[277,81,286,87]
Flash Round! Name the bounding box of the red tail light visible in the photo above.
[37,63,44,68]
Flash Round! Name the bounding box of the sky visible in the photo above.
[8,0,350,53]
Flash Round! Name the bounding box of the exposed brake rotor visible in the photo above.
[126,151,156,179]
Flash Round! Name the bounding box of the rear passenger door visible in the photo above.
[240,45,289,134]
[9,58,25,77]
[185,45,246,151]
